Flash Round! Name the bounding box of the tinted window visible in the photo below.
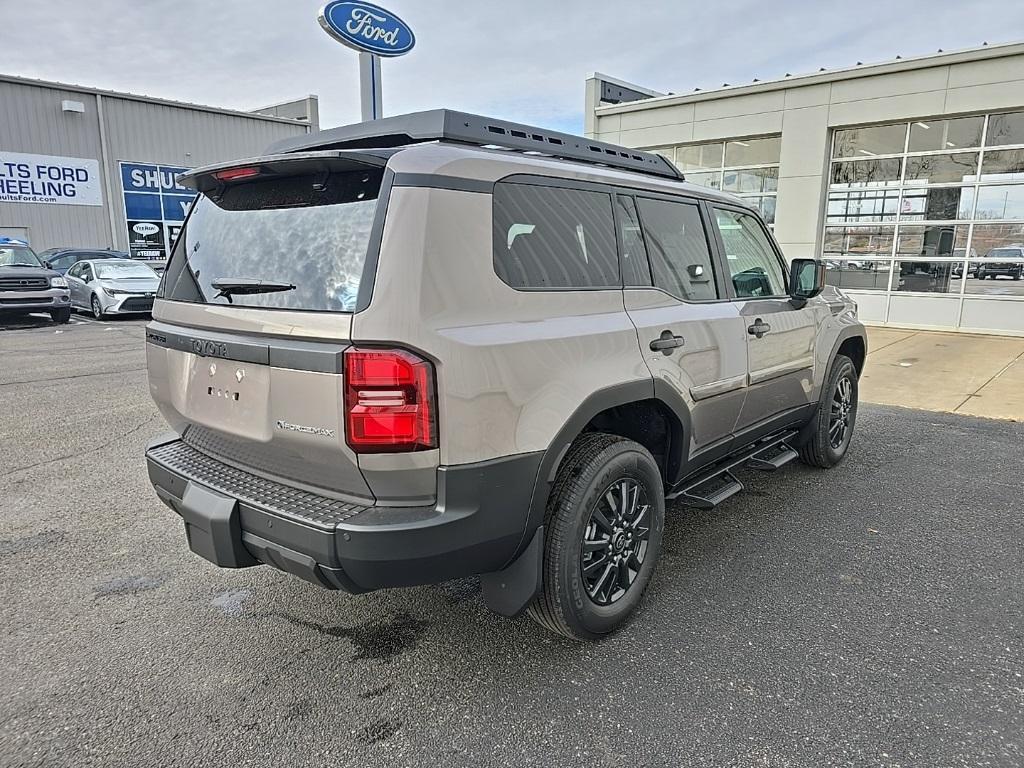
[493,183,618,289]
[637,198,717,301]
[714,208,787,298]
[162,169,382,312]
[615,196,651,286]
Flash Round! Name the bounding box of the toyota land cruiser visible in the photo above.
[144,110,866,640]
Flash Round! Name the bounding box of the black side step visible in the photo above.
[746,443,799,472]
[667,430,798,510]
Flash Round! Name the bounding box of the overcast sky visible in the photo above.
[5,0,1024,133]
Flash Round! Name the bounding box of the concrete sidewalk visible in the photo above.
[860,327,1024,421]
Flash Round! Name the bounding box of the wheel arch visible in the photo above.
[520,380,692,546]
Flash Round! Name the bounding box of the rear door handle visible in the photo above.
[747,319,771,338]
[650,330,685,355]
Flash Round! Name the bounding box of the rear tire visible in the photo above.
[527,433,665,641]
[50,307,71,324]
[798,354,858,469]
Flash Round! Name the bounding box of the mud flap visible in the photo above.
[179,482,258,568]
[481,526,543,618]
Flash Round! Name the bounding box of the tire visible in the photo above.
[1014,268,1022,281]
[798,354,858,469]
[527,433,665,641]
[50,307,71,324]
[91,294,104,320]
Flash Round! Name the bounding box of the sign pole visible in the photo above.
[358,52,383,121]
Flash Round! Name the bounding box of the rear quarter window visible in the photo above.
[492,182,619,289]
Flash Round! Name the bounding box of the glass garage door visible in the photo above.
[823,111,1024,335]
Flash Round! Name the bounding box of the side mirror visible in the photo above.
[788,258,825,307]
[44,260,53,268]
[83,273,92,283]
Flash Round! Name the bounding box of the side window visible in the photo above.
[636,197,718,301]
[616,195,651,286]
[493,182,619,289]
[67,262,83,278]
[81,264,93,281]
[714,208,787,298]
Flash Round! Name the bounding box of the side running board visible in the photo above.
[667,430,799,510]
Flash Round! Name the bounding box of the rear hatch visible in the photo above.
[147,152,393,504]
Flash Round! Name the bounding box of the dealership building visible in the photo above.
[587,42,1024,336]
[0,74,317,260]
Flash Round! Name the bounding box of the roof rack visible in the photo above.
[267,109,684,182]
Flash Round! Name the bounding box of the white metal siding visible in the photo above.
[1,79,309,251]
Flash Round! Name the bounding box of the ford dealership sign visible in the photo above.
[318,1,415,57]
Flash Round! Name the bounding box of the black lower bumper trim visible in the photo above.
[146,436,542,593]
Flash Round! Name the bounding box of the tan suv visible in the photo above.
[144,110,866,640]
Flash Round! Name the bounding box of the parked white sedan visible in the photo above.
[66,259,161,319]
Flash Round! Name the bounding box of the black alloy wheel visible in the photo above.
[580,478,652,606]
[829,374,855,450]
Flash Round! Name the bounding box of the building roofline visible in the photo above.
[0,72,314,126]
[594,40,1024,116]
[586,72,665,98]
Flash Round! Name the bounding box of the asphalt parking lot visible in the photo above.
[2,314,1022,768]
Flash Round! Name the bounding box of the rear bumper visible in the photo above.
[0,288,70,312]
[145,434,542,593]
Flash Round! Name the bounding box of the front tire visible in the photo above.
[50,307,71,324]
[91,294,105,320]
[527,433,665,641]
[798,354,858,469]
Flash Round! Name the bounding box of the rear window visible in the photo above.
[161,169,382,312]
[492,182,618,289]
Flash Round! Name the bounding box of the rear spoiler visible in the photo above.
[177,149,397,195]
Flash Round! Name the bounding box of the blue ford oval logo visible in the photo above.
[318,1,415,57]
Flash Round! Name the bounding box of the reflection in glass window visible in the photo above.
[827,189,900,223]
[685,171,721,190]
[833,124,907,158]
[824,225,896,260]
[831,158,902,187]
[616,196,651,287]
[904,153,979,185]
[491,183,619,289]
[714,208,786,297]
[724,137,781,167]
[898,187,971,221]
[749,196,776,225]
[895,225,967,259]
[973,185,1024,220]
[894,261,960,293]
[675,142,724,172]
[986,111,1024,147]
[979,149,1024,182]
[638,198,718,301]
[824,261,892,291]
[722,167,778,194]
[908,117,984,152]
[971,247,1024,284]
[970,223,1024,259]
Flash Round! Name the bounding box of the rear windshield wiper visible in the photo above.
[210,278,296,303]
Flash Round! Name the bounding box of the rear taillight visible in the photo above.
[344,348,437,453]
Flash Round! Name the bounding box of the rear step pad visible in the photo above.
[667,431,798,510]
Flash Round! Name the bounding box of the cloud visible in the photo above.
[4,0,1023,134]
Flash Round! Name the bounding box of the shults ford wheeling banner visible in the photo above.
[120,162,195,260]
[0,151,103,205]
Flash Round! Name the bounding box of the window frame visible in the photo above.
[491,174,622,293]
[631,193,725,303]
[708,201,791,301]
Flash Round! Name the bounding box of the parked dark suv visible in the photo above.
[0,237,72,323]
[144,111,867,640]
[976,247,1024,280]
